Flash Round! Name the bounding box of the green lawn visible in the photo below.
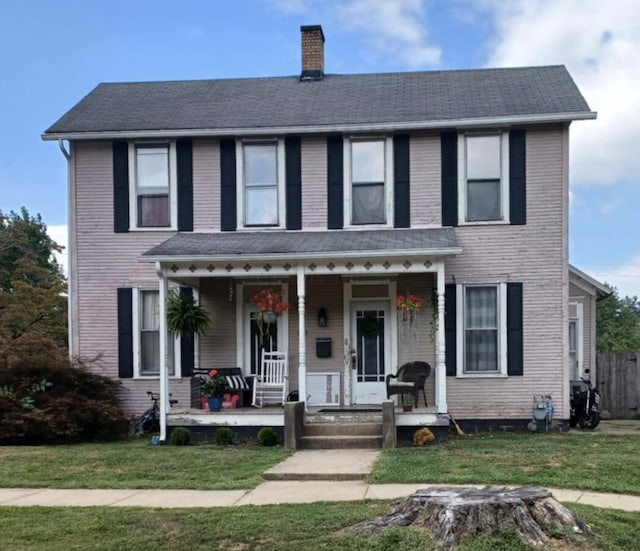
[370,432,640,495]
[0,439,291,490]
[0,502,636,550]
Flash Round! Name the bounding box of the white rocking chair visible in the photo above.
[252,351,288,408]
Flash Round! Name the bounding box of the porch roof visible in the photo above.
[142,228,461,263]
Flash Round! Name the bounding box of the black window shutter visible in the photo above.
[393,134,410,228]
[507,282,524,376]
[327,135,343,229]
[445,283,457,376]
[117,288,134,378]
[113,141,129,233]
[285,136,302,230]
[441,132,458,227]
[179,287,195,377]
[177,140,193,231]
[220,139,237,231]
[509,130,526,225]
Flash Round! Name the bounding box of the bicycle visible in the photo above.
[135,391,177,435]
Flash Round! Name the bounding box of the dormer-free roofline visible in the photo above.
[42,111,596,141]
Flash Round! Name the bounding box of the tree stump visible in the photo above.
[350,486,592,549]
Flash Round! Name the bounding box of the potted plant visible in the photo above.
[203,369,230,411]
[166,289,211,338]
[251,289,289,342]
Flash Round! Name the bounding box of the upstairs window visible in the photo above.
[238,140,285,227]
[459,133,509,224]
[129,142,177,229]
[345,137,393,227]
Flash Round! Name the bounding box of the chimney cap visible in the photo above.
[300,25,325,42]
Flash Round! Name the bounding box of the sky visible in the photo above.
[1,0,639,297]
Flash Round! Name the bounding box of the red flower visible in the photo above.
[251,289,289,315]
[396,291,426,312]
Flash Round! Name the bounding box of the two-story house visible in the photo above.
[44,25,597,442]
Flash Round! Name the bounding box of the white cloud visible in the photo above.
[335,0,441,67]
[47,224,68,277]
[484,0,640,186]
[273,0,441,68]
[585,255,640,298]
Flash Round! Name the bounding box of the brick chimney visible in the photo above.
[300,25,325,81]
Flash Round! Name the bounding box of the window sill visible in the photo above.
[455,372,508,379]
[457,220,510,227]
[134,375,182,380]
[128,226,177,232]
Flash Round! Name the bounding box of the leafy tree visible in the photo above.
[596,286,640,352]
[0,208,67,366]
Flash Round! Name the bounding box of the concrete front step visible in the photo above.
[303,422,382,437]
[300,435,383,450]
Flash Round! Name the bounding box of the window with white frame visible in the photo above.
[137,290,176,377]
[458,283,507,375]
[459,133,509,223]
[345,137,393,226]
[239,140,285,227]
[129,142,177,229]
[569,319,578,380]
[568,301,584,381]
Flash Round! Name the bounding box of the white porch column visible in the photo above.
[156,263,169,442]
[296,265,307,409]
[435,260,448,414]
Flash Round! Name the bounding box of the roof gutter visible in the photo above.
[139,246,463,264]
[42,111,597,141]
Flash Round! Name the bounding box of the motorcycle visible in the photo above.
[569,369,601,429]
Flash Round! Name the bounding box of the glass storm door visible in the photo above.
[350,301,390,404]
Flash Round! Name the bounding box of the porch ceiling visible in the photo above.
[141,228,460,278]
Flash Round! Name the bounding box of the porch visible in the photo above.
[141,228,461,441]
[166,402,450,448]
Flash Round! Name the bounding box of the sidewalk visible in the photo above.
[1,447,639,512]
[1,483,640,511]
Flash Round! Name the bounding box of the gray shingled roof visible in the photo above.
[142,228,460,260]
[45,66,592,136]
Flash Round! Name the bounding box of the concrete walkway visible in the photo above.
[1,483,639,512]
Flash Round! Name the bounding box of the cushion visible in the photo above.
[225,375,250,391]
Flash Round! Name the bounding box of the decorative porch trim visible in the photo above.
[154,256,440,279]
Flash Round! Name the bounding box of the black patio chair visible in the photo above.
[386,361,431,407]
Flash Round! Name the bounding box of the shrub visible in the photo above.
[0,357,129,444]
[413,427,435,446]
[215,427,234,446]
[170,427,191,446]
[257,427,278,447]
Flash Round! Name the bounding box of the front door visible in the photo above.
[351,301,390,404]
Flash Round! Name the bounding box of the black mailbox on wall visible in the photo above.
[316,338,332,358]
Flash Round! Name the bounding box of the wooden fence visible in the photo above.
[596,352,640,418]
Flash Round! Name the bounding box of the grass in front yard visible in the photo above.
[370,433,640,495]
[0,502,636,550]
[0,439,291,490]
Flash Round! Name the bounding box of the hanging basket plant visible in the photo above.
[251,289,289,343]
[360,315,380,338]
[396,291,426,323]
[166,289,211,337]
